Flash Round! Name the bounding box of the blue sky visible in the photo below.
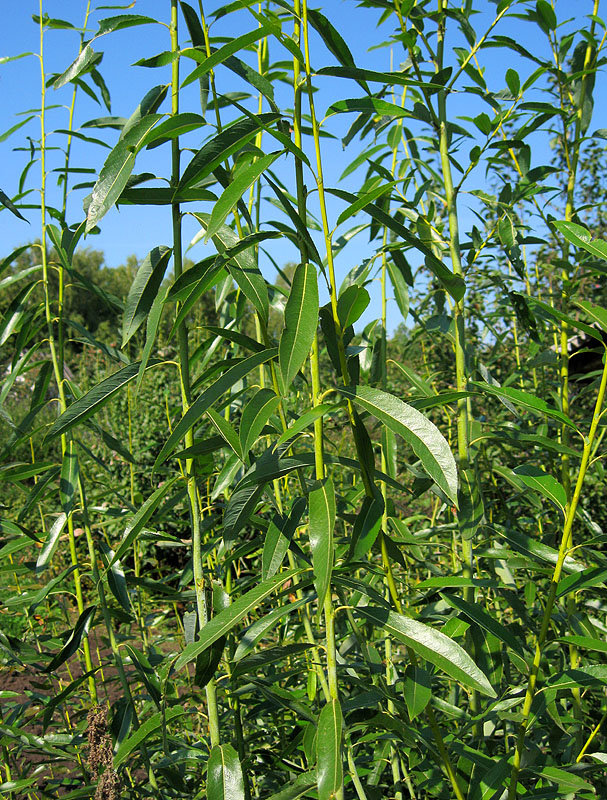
[0,1,602,332]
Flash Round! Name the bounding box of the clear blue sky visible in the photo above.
[0,1,602,332]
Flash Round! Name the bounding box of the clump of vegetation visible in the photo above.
[2,2,607,799]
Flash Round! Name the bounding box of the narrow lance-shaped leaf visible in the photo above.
[341,385,458,505]
[207,743,245,800]
[122,245,172,347]
[109,477,179,568]
[45,606,97,673]
[36,513,67,574]
[136,285,168,396]
[154,349,277,468]
[0,281,38,346]
[174,568,301,671]
[86,112,163,231]
[403,664,432,721]
[278,262,319,396]
[262,497,307,580]
[309,477,336,611]
[47,361,158,441]
[113,707,184,768]
[240,388,280,455]
[179,113,280,191]
[206,151,283,240]
[317,699,343,800]
[59,445,79,516]
[358,606,496,697]
[328,97,411,118]
[441,593,525,655]
[193,214,270,324]
[0,188,28,222]
[468,381,579,432]
[512,465,567,513]
[554,220,607,261]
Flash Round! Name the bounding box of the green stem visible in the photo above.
[38,3,96,705]
[170,0,220,748]
[436,0,480,739]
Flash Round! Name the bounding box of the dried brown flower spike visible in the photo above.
[86,706,121,800]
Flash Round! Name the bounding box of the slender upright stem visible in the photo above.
[436,0,480,734]
[38,3,96,704]
[170,0,220,747]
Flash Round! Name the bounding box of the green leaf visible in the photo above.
[47,362,155,440]
[337,285,370,329]
[494,525,583,573]
[45,606,96,673]
[99,542,132,614]
[535,0,557,31]
[275,404,339,448]
[122,246,171,347]
[136,285,168,396]
[317,699,343,800]
[359,606,496,697]
[206,151,281,240]
[533,765,594,793]
[278,262,319,395]
[113,707,185,768]
[207,744,245,800]
[468,381,579,431]
[0,188,28,223]
[182,25,272,80]
[505,68,520,96]
[264,772,317,800]
[0,281,38,346]
[327,187,465,301]
[86,114,162,231]
[95,14,158,37]
[53,44,99,90]
[554,220,607,261]
[262,498,306,581]
[441,593,524,655]
[232,643,314,680]
[154,349,277,468]
[387,258,410,319]
[557,565,607,598]
[512,465,567,512]
[179,113,279,191]
[233,596,310,661]
[240,388,280,455]
[527,296,603,342]
[576,300,607,334]
[109,477,180,567]
[265,175,323,266]
[403,664,432,721]
[336,181,397,227]
[328,98,410,118]
[341,385,458,505]
[309,478,336,611]
[141,112,204,148]
[36,513,67,574]
[458,466,484,540]
[174,568,300,671]
[59,445,79,516]
[193,214,270,323]
[558,635,607,655]
[351,495,384,561]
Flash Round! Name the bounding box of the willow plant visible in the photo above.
[2,2,607,799]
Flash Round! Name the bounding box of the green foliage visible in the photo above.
[2,3,607,800]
